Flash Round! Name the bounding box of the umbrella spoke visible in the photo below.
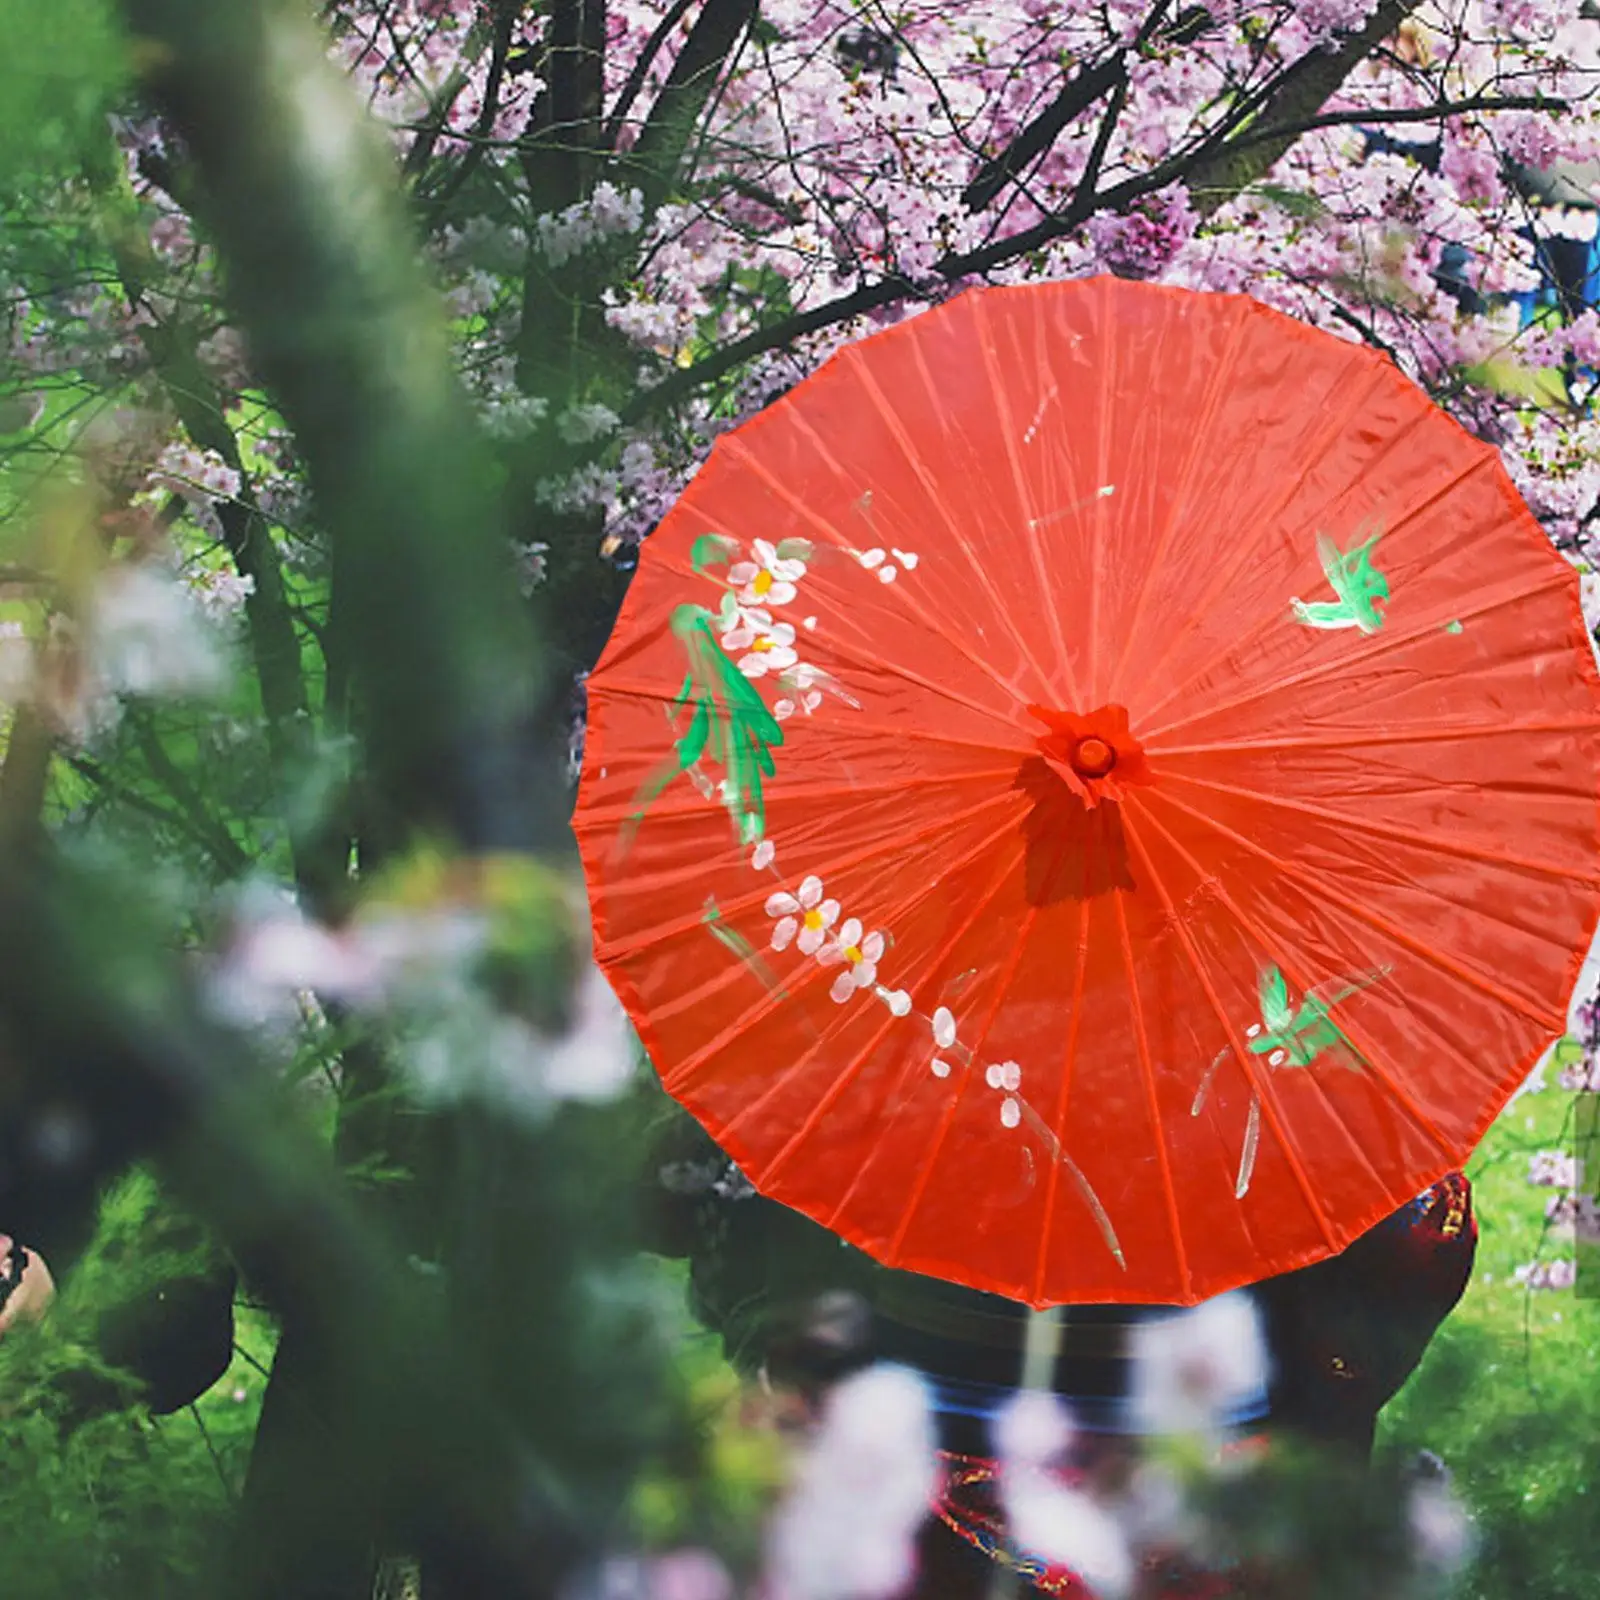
[712,436,1035,719]
[1130,799,1459,1228]
[843,342,1063,696]
[1113,888,1194,1300]
[1029,897,1096,1301]
[1113,352,1400,710]
[1104,299,1253,702]
[971,289,1085,708]
[1160,765,1597,891]
[1135,448,1495,734]
[684,807,1028,1125]
[1164,783,1566,1028]
[1138,568,1569,745]
[887,889,1046,1261]
[1118,803,1348,1252]
[1148,714,1600,757]
[601,787,1018,964]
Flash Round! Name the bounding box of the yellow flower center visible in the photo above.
[752,570,774,597]
[803,908,825,931]
[844,944,863,964]
[752,635,773,651]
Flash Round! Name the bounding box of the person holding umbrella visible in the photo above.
[581,276,1598,1595]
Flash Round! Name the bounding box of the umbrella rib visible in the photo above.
[1028,896,1093,1303]
[595,678,1030,762]
[653,522,1019,728]
[1147,715,1600,757]
[844,342,1062,696]
[1137,568,1570,745]
[1149,785,1559,1027]
[1111,887,1194,1301]
[1118,803,1346,1252]
[1088,274,1114,704]
[755,832,1030,1193]
[1113,352,1397,709]
[1104,299,1252,702]
[661,803,1026,1094]
[1129,796,1458,1163]
[1136,449,1497,733]
[886,889,1049,1263]
[574,764,1022,828]
[973,290,1081,704]
[601,787,1018,964]
[765,409,1045,711]
[1157,766,1598,888]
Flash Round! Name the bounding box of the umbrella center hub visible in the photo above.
[1073,736,1116,777]
[1025,701,1148,810]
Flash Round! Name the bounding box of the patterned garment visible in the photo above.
[924,1174,1476,1596]
[932,1452,1243,1599]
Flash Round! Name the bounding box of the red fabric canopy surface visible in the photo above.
[575,277,1600,1306]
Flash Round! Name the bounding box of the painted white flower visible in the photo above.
[820,918,885,1002]
[751,839,776,871]
[775,685,824,718]
[857,547,920,583]
[728,538,806,606]
[933,1007,957,1049]
[725,616,798,679]
[985,1061,1022,1092]
[766,876,839,955]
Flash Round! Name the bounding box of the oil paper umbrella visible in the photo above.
[574,277,1600,1307]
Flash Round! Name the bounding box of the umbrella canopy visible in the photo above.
[575,278,1600,1306]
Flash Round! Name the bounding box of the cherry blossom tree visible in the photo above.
[1,2,1598,1597]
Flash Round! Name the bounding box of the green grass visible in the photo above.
[1381,1076,1600,1600]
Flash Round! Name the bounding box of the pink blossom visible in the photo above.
[763,1364,936,1600]
[1512,1258,1577,1291]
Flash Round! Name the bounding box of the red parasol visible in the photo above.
[575,278,1600,1306]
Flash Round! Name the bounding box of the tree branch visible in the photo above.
[123,0,558,856]
[87,138,337,897]
[129,712,254,876]
[963,52,1128,214]
[624,0,758,213]
[1182,0,1413,216]
[0,705,54,854]
[66,751,249,872]
[522,0,609,214]
[624,2,1497,422]
[601,0,697,150]
[960,1,1210,213]
[1219,91,1566,159]
[420,0,519,229]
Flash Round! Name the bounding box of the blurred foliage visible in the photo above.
[0,0,127,185]
[0,1,1593,1597]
